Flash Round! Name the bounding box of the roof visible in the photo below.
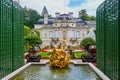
[36,13,87,25]
[36,18,54,24]
[41,6,48,16]
[56,14,72,20]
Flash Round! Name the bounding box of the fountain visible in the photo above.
[2,41,110,80]
[48,40,71,68]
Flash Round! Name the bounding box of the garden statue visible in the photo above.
[48,40,71,68]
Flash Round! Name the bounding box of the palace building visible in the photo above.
[34,6,96,47]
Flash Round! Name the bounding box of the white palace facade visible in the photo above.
[34,7,96,47]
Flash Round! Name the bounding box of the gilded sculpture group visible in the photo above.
[48,40,71,68]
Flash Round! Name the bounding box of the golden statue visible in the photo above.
[48,40,71,68]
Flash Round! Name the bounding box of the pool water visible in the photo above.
[10,64,101,80]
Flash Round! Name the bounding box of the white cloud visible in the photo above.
[20,0,105,17]
[73,0,105,16]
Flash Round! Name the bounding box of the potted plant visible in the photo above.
[25,34,42,62]
[80,37,96,51]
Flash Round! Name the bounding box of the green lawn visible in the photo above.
[39,52,49,57]
[74,52,85,58]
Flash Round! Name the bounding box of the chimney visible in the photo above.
[55,12,60,17]
[69,12,73,18]
[44,14,48,24]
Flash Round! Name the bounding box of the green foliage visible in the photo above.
[71,52,76,59]
[24,7,53,28]
[79,9,96,21]
[24,26,31,37]
[79,9,90,21]
[24,7,41,28]
[25,34,42,47]
[24,26,42,52]
[39,52,48,57]
[80,37,96,48]
[75,52,85,58]
[34,30,40,37]
[48,15,52,18]
[24,43,29,52]
[24,26,31,52]
[90,16,96,21]
[68,46,75,59]
[24,25,40,37]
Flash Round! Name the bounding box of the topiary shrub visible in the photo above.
[24,26,31,37]
[80,37,96,50]
[25,34,42,48]
[34,30,40,37]
[24,26,42,52]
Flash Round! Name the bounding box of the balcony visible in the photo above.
[70,38,77,42]
[51,38,59,42]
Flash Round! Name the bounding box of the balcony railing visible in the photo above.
[52,38,59,42]
[70,38,77,42]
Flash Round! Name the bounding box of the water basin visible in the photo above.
[2,62,110,80]
[11,64,101,80]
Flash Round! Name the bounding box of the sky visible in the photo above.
[20,0,105,17]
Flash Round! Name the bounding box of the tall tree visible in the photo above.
[24,7,42,28]
[79,9,96,21]
[90,16,96,21]
[79,9,90,21]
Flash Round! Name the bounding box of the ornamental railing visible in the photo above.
[70,38,77,42]
[0,0,24,79]
[96,0,119,80]
[52,38,59,42]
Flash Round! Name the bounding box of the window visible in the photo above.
[70,30,75,38]
[76,31,80,38]
[45,33,47,38]
[49,31,53,39]
[54,30,58,38]
[55,24,57,26]
[63,31,66,40]
[82,33,84,38]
